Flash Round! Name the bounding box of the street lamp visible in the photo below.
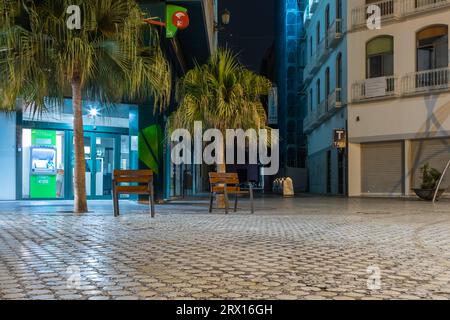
[215,9,231,31]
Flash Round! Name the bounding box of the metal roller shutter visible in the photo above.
[361,142,403,195]
[411,139,450,194]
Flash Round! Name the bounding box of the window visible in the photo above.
[316,22,321,46]
[325,5,330,47]
[417,25,448,71]
[336,0,342,19]
[316,79,321,106]
[325,67,331,98]
[366,36,394,78]
[309,88,313,112]
[336,52,343,88]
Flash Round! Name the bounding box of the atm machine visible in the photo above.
[30,146,57,198]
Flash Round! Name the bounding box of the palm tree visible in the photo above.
[170,48,272,173]
[0,0,171,213]
[170,49,271,206]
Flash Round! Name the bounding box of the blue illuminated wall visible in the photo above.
[275,0,307,171]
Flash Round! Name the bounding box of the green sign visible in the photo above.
[31,129,56,146]
[30,130,57,199]
[166,5,189,39]
[139,125,163,174]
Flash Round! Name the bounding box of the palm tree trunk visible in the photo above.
[72,77,88,214]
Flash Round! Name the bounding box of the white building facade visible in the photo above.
[347,0,450,197]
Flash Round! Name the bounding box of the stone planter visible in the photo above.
[412,188,446,201]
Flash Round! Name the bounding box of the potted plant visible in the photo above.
[412,163,445,201]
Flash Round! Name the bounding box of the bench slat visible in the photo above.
[209,172,240,184]
[114,169,153,177]
[114,176,153,183]
[212,186,248,194]
[115,185,150,194]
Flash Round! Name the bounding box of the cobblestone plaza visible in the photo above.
[1,197,450,300]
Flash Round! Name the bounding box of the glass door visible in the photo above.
[94,134,117,197]
[69,132,120,199]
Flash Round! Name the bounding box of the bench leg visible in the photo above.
[113,189,119,217]
[149,185,155,218]
[249,187,254,214]
[234,194,238,212]
[224,190,229,215]
[209,193,214,213]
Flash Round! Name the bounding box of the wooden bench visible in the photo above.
[112,170,155,217]
[208,172,254,214]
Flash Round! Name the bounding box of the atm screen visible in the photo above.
[31,147,57,175]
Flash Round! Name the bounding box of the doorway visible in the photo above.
[69,132,120,199]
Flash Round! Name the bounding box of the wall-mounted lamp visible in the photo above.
[214,9,231,31]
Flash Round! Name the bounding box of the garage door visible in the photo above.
[362,142,403,195]
[412,139,450,193]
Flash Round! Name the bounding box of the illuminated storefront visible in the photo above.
[17,99,139,200]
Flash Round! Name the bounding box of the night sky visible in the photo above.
[218,0,275,74]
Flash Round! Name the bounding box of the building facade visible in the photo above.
[0,0,217,201]
[301,0,348,195]
[300,0,450,197]
[347,0,450,197]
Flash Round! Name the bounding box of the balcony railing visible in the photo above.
[317,100,327,121]
[303,58,315,82]
[327,19,344,48]
[327,88,343,111]
[402,67,450,95]
[315,39,327,63]
[352,76,399,102]
[303,41,325,81]
[401,0,450,16]
[352,0,399,28]
[351,0,450,29]
[303,96,341,134]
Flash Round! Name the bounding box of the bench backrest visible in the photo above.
[113,170,153,184]
[208,172,240,185]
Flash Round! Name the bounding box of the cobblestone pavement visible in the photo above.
[1,197,450,300]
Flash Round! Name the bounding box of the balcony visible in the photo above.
[303,109,317,133]
[402,68,450,95]
[303,6,312,27]
[315,39,328,64]
[401,0,450,16]
[327,19,344,48]
[303,96,342,134]
[309,0,319,13]
[317,100,328,121]
[351,0,400,29]
[327,88,343,111]
[352,76,399,102]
